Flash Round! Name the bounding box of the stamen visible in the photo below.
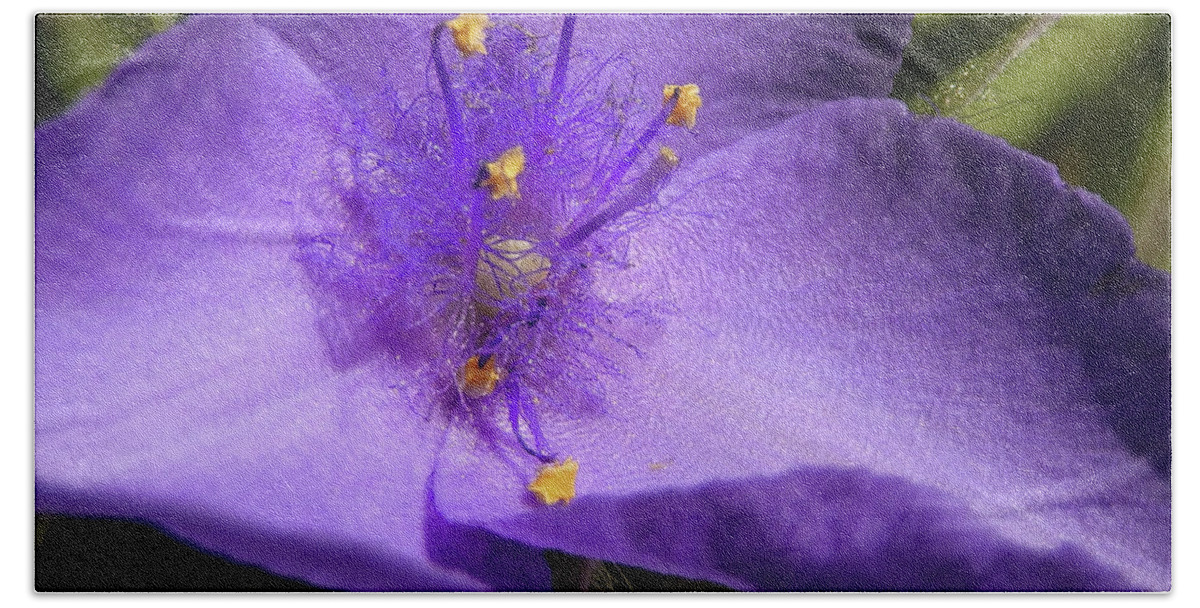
[564,87,681,242]
[558,145,681,249]
[430,24,467,162]
[527,457,579,505]
[445,14,492,57]
[507,382,554,462]
[458,355,502,398]
[663,84,702,129]
[479,146,526,200]
[548,15,578,110]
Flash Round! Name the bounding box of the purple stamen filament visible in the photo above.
[426,17,688,467]
[558,88,681,249]
[559,158,673,249]
[548,15,577,111]
[431,23,486,245]
[507,382,555,462]
[430,24,467,163]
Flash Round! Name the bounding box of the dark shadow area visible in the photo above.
[35,514,323,592]
[499,464,1147,591]
[1076,259,1172,477]
[545,550,732,592]
[423,475,554,590]
[36,511,734,592]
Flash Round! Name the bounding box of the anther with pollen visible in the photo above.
[527,457,579,505]
[478,146,526,200]
[458,354,502,398]
[445,14,492,57]
[663,84,702,129]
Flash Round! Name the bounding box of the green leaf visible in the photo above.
[951,15,1163,149]
[1122,94,1171,270]
[35,14,183,124]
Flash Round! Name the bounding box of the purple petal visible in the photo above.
[431,98,1169,590]
[35,15,547,590]
[252,14,448,113]
[572,14,911,152]
[254,14,910,155]
[38,12,1165,592]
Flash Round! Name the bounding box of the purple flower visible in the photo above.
[35,14,1169,591]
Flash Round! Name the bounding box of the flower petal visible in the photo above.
[431,98,1169,590]
[573,14,911,152]
[35,15,550,590]
[252,14,448,109]
[253,14,910,156]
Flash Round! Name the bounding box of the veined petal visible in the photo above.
[431,98,1169,590]
[253,14,450,113]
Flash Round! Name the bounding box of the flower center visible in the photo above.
[301,14,701,503]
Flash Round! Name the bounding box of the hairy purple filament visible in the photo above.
[558,90,679,251]
[430,23,467,164]
[431,22,485,248]
[558,159,675,252]
[292,15,687,465]
[506,381,552,462]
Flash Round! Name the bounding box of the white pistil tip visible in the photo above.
[475,236,551,302]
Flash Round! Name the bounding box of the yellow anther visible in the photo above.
[475,236,551,302]
[446,14,492,57]
[663,84,702,129]
[481,146,526,200]
[458,355,501,398]
[657,145,680,169]
[527,457,579,505]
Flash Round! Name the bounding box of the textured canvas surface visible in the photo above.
[34,13,1170,592]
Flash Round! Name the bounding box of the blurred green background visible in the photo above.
[892,14,1171,270]
[35,14,182,124]
[33,12,1173,592]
